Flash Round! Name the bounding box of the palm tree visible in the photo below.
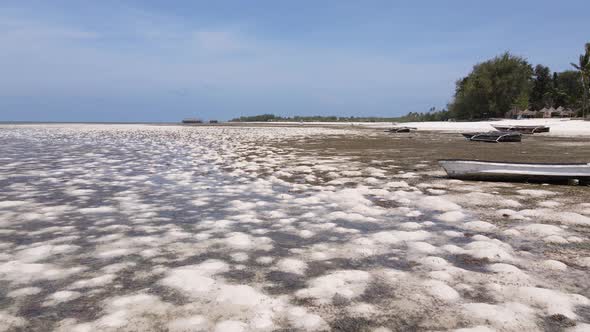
[571,43,590,118]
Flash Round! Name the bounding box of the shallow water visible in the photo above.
[0,124,589,331]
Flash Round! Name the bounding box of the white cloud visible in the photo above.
[0,18,99,41]
[193,30,248,53]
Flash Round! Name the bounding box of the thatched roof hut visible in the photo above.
[559,108,577,117]
[540,107,555,118]
[520,109,537,118]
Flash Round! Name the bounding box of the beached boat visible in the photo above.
[438,159,590,184]
[461,131,522,143]
[384,127,416,133]
[491,124,550,134]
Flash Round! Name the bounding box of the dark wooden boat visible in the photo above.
[461,131,522,143]
[384,127,416,133]
[439,159,590,184]
[491,124,550,134]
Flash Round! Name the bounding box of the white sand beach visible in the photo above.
[265,119,590,137]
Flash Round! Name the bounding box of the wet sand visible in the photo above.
[285,128,590,161]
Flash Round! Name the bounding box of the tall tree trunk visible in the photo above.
[583,78,588,118]
[585,89,588,118]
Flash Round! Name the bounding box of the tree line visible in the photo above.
[230,114,404,122]
[448,43,590,119]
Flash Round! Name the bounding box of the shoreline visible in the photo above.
[3,118,590,137]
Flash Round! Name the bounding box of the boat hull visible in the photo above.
[462,132,522,142]
[438,160,590,184]
[491,124,550,134]
[385,127,416,133]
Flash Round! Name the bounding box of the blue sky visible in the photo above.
[1,1,588,122]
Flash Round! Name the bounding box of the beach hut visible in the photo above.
[520,109,537,119]
[539,106,576,118]
[540,107,554,118]
[559,107,577,118]
[538,107,546,118]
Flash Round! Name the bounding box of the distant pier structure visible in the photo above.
[181,118,203,124]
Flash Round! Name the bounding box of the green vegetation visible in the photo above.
[232,43,590,122]
[449,53,533,119]
[230,115,404,122]
[530,64,552,111]
[231,114,279,122]
[570,43,590,118]
[400,107,451,122]
[553,70,584,109]
[448,43,589,119]
[232,113,448,123]
[230,108,453,122]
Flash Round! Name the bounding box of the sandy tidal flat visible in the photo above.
[267,118,590,137]
[0,124,589,331]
